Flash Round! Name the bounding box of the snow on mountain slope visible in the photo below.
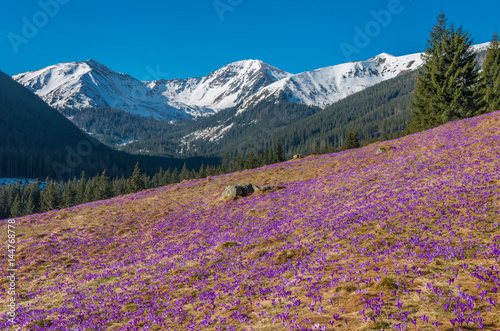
[147,60,291,111]
[238,52,423,112]
[13,60,202,120]
[13,59,290,120]
[13,42,490,122]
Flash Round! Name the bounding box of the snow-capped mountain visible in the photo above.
[12,60,212,120]
[148,60,291,111]
[13,59,290,120]
[13,42,491,122]
[13,54,422,121]
[238,52,423,112]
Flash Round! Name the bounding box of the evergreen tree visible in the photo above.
[41,179,62,212]
[180,163,190,181]
[95,170,112,200]
[170,167,180,183]
[481,31,500,113]
[162,168,171,185]
[10,195,23,218]
[76,171,87,204]
[198,164,206,179]
[274,141,286,163]
[62,180,77,207]
[129,162,145,193]
[312,140,321,154]
[113,176,128,196]
[341,130,361,151]
[24,192,37,216]
[409,13,481,132]
[244,150,259,169]
[84,178,96,203]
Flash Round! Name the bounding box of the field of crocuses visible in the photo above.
[2,112,500,330]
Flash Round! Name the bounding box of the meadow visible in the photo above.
[1,112,500,330]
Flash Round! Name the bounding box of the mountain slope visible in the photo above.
[13,43,491,123]
[148,60,291,111]
[174,70,417,157]
[13,60,290,120]
[0,70,216,179]
[4,111,500,330]
[238,52,422,111]
[12,60,196,120]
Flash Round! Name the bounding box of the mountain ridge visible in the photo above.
[12,42,491,127]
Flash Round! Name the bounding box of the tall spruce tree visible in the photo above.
[129,162,145,193]
[341,130,361,151]
[95,170,112,200]
[409,13,481,132]
[41,179,62,212]
[481,32,500,113]
[274,141,286,163]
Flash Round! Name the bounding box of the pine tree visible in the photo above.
[409,13,481,132]
[274,141,286,163]
[341,130,361,151]
[481,31,500,113]
[129,162,145,193]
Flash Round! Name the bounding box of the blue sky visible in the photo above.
[1,0,499,80]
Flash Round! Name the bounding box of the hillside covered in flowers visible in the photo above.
[2,111,500,330]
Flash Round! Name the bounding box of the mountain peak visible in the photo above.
[368,52,396,62]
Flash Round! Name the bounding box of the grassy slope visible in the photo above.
[2,112,500,330]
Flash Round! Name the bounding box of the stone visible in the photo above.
[221,183,260,198]
[293,154,303,159]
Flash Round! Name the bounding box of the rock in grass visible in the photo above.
[293,154,303,159]
[221,183,260,198]
[376,146,396,154]
[221,183,286,199]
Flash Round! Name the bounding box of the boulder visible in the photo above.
[293,154,304,159]
[376,146,396,154]
[221,183,286,199]
[221,183,260,198]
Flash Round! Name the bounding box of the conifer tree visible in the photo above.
[274,141,286,163]
[170,167,180,184]
[341,130,361,151]
[113,176,128,196]
[312,140,321,155]
[76,171,87,204]
[41,179,62,212]
[129,162,145,193]
[10,195,23,218]
[24,192,37,216]
[162,168,171,185]
[198,164,206,179]
[481,31,500,113]
[62,180,77,207]
[409,13,481,132]
[180,163,190,181]
[95,170,112,200]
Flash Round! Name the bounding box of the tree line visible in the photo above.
[0,142,287,219]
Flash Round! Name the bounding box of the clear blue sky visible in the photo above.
[1,0,499,80]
